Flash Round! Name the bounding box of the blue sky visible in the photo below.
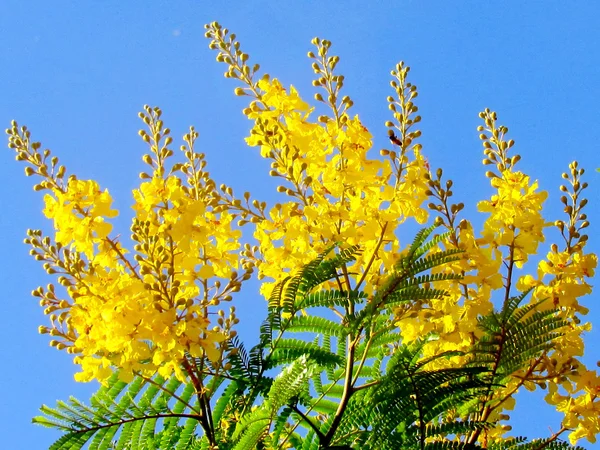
[1,1,599,448]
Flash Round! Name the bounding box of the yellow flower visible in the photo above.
[43,180,118,258]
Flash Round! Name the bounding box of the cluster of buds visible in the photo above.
[424,168,464,242]
[382,62,422,181]
[7,120,69,192]
[478,108,521,178]
[556,161,589,253]
[204,21,262,107]
[308,37,353,122]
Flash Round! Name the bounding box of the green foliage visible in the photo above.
[471,289,567,384]
[34,373,202,450]
[488,437,585,450]
[464,289,569,439]
[34,226,582,449]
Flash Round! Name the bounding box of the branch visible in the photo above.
[352,380,379,392]
[322,335,356,446]
[105,237,142,280]
[136,372,200,414]
[355,222,388,292]
[65,412,203,434]
[288,403,326,441]
[468,237,516,445]
[532,425,569,450]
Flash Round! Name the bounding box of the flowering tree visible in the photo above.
[6,22,598,449]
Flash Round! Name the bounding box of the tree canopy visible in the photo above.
[6,21,598,449]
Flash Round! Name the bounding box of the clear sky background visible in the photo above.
[1,1,599,448]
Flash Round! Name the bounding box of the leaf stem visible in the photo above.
[355,222,388,292]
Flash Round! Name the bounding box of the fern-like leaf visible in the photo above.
[33,372,202,450]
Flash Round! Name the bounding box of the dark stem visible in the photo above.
[467,238,516,445]
[321,334,357,448]
[289,403,326,441]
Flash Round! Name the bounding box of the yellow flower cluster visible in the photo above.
[246,76,429,299]
[547,367,600,444]
[43,178,118,258]
[478,170,548,267]
[8,111,249,383]
[205,27,432,301]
